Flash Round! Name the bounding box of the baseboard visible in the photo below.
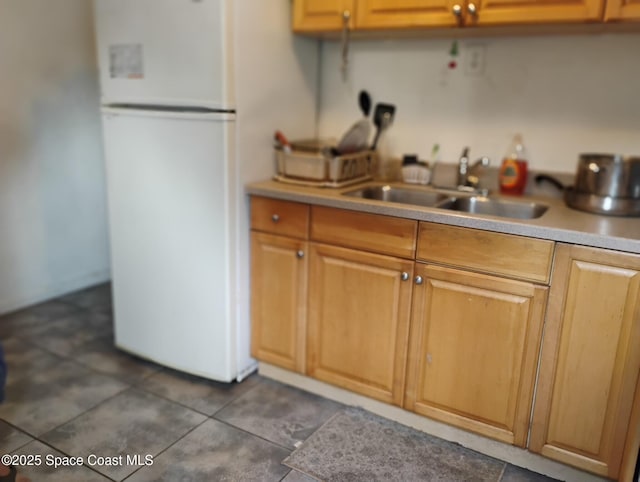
[0,269,111,315]
[259,362,607,482]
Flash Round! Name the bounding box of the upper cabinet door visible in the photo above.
[470,0,605,25]
[355,0,461,29]
[605,0,640,20]
[293,0,356,33]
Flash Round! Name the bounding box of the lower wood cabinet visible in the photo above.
[404,263,547,446]
[250,196,640,479]
[529,244,640,480]
[250,232,308,373]
[306,242,414,406]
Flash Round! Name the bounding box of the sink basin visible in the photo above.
[343,185,449,207]
[439,196,548,219]
[342,184,549,220]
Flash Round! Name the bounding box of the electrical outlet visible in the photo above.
[465,44,486,76]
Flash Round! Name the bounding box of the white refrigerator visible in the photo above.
[94,0,318,382]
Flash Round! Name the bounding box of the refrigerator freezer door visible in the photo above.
[94,0,233,109]
[101,107,238,381]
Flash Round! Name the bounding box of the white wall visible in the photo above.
[233,0,319,376]
[0,0,110,313]
[318,33,640,174]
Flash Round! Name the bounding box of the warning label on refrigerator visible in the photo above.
[109,44,144,79]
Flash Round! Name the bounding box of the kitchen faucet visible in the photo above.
[457,147,490,193]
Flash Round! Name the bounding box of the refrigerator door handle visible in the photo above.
[101,106,236,122]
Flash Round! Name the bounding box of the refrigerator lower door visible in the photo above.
[94,0,233,109]
[101,107,239,381]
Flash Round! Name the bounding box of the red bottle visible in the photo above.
[499,134,528,196]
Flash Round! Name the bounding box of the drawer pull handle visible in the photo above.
[271,214,280,223]
[296,250,304,259]
[415,275,424,285]
[401,272,409,281]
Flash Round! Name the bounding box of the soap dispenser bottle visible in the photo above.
[499,134,528,195]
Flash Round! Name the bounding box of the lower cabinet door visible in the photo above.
[307,243,414,406]
[250,232,308,373]
[404,264,547,446]
[529,244,640,480]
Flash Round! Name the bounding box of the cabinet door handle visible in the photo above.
[415,275,424,285]
[296,250,304,259]
[401,272,409,281]
[271,214,280,223]
[452,4,464,25]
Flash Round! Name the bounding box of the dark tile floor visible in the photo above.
[0,284,558,481]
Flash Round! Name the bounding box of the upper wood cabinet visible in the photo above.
[355,0,461,29]
[605,0,640,20]
[468,0,604,26]
[293,0,355,33]
[529,244,640,480]
[293,0,612,33]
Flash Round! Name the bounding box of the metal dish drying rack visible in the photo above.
[274,146,377,188]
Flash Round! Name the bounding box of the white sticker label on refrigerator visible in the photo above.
[109,44,144,79]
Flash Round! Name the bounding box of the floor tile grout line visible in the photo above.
[10,384,204,482]
[282,407,347,452]
[34,384,131,443]
[206,375,266,418]
[497,461,507,481]
[10,330,167,390]
[209,417,295,454]
[7,338,138,389]
[132,374,264,419]
[119,417,211,482]
[11,332,115,366]
[0,418,119,482]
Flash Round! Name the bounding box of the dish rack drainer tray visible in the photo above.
[274,148,377,188]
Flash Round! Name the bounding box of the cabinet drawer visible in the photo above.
[251,196,309,239]
[311,206,418,258]
[417,222,554,283]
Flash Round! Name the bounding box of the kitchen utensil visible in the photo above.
[274,130,292,153]
[535,173,566,191]
[574,153,640,199]
[430,143,440,162]
[564,187,640,216]
[336,90,372,154]
[371,103,396,150]
[535,164,640,216]
[359,90,371,117]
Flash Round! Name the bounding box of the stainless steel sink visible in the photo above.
[439,196,548,219]
[343,185,449,207]
[342,184,549,220]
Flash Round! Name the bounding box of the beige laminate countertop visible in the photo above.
[246,180,640,255]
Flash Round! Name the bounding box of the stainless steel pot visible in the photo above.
[575,153,640,199]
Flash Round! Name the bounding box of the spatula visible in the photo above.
[336,90,372,155]
[371,103,396,150]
